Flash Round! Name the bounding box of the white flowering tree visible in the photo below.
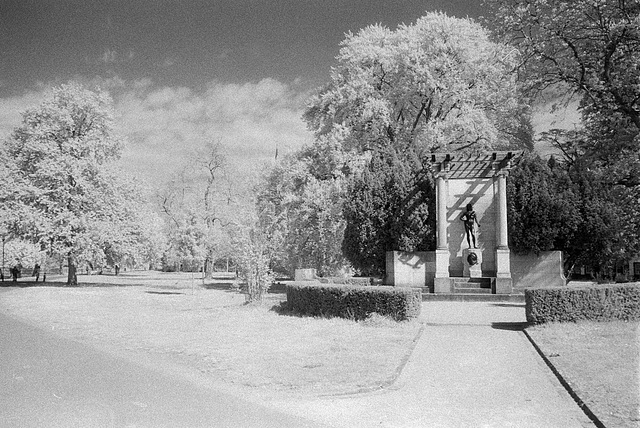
[1,83,157,285]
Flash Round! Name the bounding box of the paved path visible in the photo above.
[267,302,596,428]
[0,310,328,428]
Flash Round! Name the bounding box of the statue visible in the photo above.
[460,203,480,249]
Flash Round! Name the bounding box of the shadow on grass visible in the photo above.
[491,322,529,331]
[145,291,184,295]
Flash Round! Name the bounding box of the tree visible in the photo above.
[507,154,580,256]
[485,0,640,130]
[304,12,532,155]
[1,83,144,285]
[256,137,358,276]
[342,147,436,276]
[158,141,233,275]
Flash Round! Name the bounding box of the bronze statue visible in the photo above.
[460,203,480,248]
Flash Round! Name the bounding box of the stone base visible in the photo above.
[463,248,483,278]
[495,248,511,278]
[492,277,513,294]
[434,277,453,294]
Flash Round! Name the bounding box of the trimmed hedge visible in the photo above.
[525,283,640,323]
[285,283,421,321]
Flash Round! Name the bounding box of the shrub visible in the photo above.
[285,283,421,321]
[525,283,640,323]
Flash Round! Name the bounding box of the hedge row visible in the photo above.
[525,283,640,323]
[285,283,421,321]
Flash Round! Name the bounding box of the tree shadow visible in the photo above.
[145,291,184,295]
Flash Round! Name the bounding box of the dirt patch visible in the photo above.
[0,271,422,399]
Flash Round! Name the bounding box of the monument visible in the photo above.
[386,151,523,294]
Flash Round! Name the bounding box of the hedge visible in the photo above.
[285,283,421,321]
[525,283,640,323]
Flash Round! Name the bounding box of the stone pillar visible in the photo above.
[434,171,451,292]
[496,172,509,250]
[494,170,512,293]
[436,174,448,250]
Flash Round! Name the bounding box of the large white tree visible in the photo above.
[304,12,532,155]
[1,83,155,285]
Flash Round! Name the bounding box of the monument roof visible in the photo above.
[429,151,523,179]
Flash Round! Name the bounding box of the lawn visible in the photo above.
[526,321,640,428]
[0,271,423,399]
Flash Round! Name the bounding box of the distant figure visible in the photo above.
[115,264,120,276]
[11,265,20,282]
[33,263,41,282]
[460,203,480,249]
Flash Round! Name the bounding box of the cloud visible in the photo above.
[0,89,47,140]
[0,77,314,185]
[114,78,314,183]
[101,49,118,64]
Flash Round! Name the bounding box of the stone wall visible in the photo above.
[446,177,496,276]
[385,251,435,290]
[385,250,565,292]
[511,251,565,291]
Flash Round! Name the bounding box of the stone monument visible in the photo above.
[431,151,520,294]
[385,151,568,293]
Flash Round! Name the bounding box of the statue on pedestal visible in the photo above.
[460,203,480,249]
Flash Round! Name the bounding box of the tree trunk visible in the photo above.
[67,253,78,286]
[205,254,214,279]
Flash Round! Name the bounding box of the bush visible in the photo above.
[525,283,640,323]
[285,283,421,321]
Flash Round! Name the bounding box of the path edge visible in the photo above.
[522,328,606,428]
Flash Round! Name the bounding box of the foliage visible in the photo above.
[285,283,422,321]
[564,161,640,277]
[525,283,640,323]
[2,239,45,271]
[256,137,362,276]
[158,141,233,274]
[485,0,640,131]
[490,0,640,277]
[507,154,580,255]
[0,83,155,285]
[342,147,435,276]
[230,212,275,303]
[508,151,640,278]
[305,12,531,155]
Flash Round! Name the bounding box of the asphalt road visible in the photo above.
[0,300,328,428]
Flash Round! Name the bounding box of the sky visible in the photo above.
[0,0,577,185]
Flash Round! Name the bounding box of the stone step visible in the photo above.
[453,277,492,289]
[453,287,492,294]
[422,292,525,303]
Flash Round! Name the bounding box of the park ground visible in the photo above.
[0,271,638,427]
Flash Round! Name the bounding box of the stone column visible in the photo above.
[434,171,451,292]
[494,170,512,293]
[496,172,509,250]
[436,174,448,250]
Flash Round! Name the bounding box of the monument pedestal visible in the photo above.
[493,248,513,294]
[463,248,483,278]
[434,249,452,293]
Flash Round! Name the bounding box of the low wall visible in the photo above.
[385,250,565,291]
[385,251,435,290]
[511,251,565,291]
[294,268,317,281]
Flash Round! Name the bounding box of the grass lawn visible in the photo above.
[526,321,640,428]
[0,271,422,398]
